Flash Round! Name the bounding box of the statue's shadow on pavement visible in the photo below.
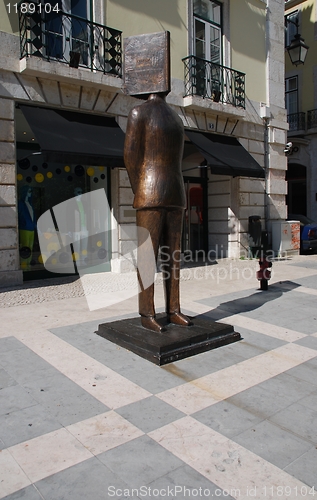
[97,281,301,365]
[198,280,301,322]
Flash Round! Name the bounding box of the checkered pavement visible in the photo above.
[1,257,317,499]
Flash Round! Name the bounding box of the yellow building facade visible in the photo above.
[285,0,317,222]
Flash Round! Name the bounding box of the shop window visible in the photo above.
[17,149,111,278]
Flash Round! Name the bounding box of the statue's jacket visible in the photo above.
[124,95,186,210]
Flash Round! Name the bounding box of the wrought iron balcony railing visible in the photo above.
[287,112,306,132]
[182,55,245,109]
[307,109,317,129]
[19,1,122,76]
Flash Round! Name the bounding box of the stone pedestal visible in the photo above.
[97,314,241,365]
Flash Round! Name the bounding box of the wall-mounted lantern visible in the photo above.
[285,17,309,66]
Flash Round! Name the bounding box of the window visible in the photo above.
[46,0,91,64]
[285,76,298,115]
[285,11,298,47]
[193,0,222,64]
[286,76,302,131]
[192,0,223,99]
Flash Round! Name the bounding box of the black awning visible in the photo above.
[185,130,265,178]
[19,105,125,167]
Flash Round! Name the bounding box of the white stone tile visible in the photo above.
[156,344,317,414]
[93,89,115,113]
[0,449,31,499]
[149,416,310,499]
[38,78,61,106]
[0,185,16,209]
[8,428,92,484]
[67,411,144,455]
[17,74,46,102]
[80,86,100,110]
[272,263,317,283]
[107,93,137,116]
[0,70,29,100]
[296,286,317,297]
[224,314,307,342]
[16,330,151,409]
[59,82,81,108]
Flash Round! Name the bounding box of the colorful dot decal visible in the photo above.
[98,248,107,260]
[72,252,79,261]
[59,252,70,263]
[38,254,44,264]
[17,174,23,181]
[75,165,85,177]
[47,242,59,253]
[35,173,44,183]
[20,246,32,259]
[19,158,30,170]
[87,167,95,177]
[64,165,71,172]
[47,172,53,178]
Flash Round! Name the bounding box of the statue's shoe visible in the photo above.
[141,316,167,333]
[168,312,193,326]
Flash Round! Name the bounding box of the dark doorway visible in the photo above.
[182,176,208,256]
[286,163,307,216]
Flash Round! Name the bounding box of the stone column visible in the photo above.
[0,97,22,286]
[265,0,288,229]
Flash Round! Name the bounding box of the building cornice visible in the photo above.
[285,0,306,12]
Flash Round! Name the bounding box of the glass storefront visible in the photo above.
[16,145,111,278]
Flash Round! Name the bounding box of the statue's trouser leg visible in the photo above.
[136,209,163,318]
[161,208,183,314]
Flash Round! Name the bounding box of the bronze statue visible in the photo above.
[124,32,192,333]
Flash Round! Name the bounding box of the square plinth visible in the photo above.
[96,314,241,365]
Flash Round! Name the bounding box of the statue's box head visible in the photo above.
[123,31,171,97]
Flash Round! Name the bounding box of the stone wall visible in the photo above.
[0,96,22,285]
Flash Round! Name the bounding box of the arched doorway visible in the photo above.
[286,163,307,216]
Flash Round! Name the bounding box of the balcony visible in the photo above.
[182,55,245,109]
[287,112,306,132]
[19,1,122,76]
[307,109,317,130]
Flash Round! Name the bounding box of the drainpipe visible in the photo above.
[263,116,270,233]
[263,0,270,236]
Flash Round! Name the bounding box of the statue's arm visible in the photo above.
[124,107,144,194]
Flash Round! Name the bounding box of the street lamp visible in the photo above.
[285,17,309,66]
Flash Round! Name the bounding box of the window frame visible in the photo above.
[285,10,299,48]
[285,75,299,115]
[192,0,223,65]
